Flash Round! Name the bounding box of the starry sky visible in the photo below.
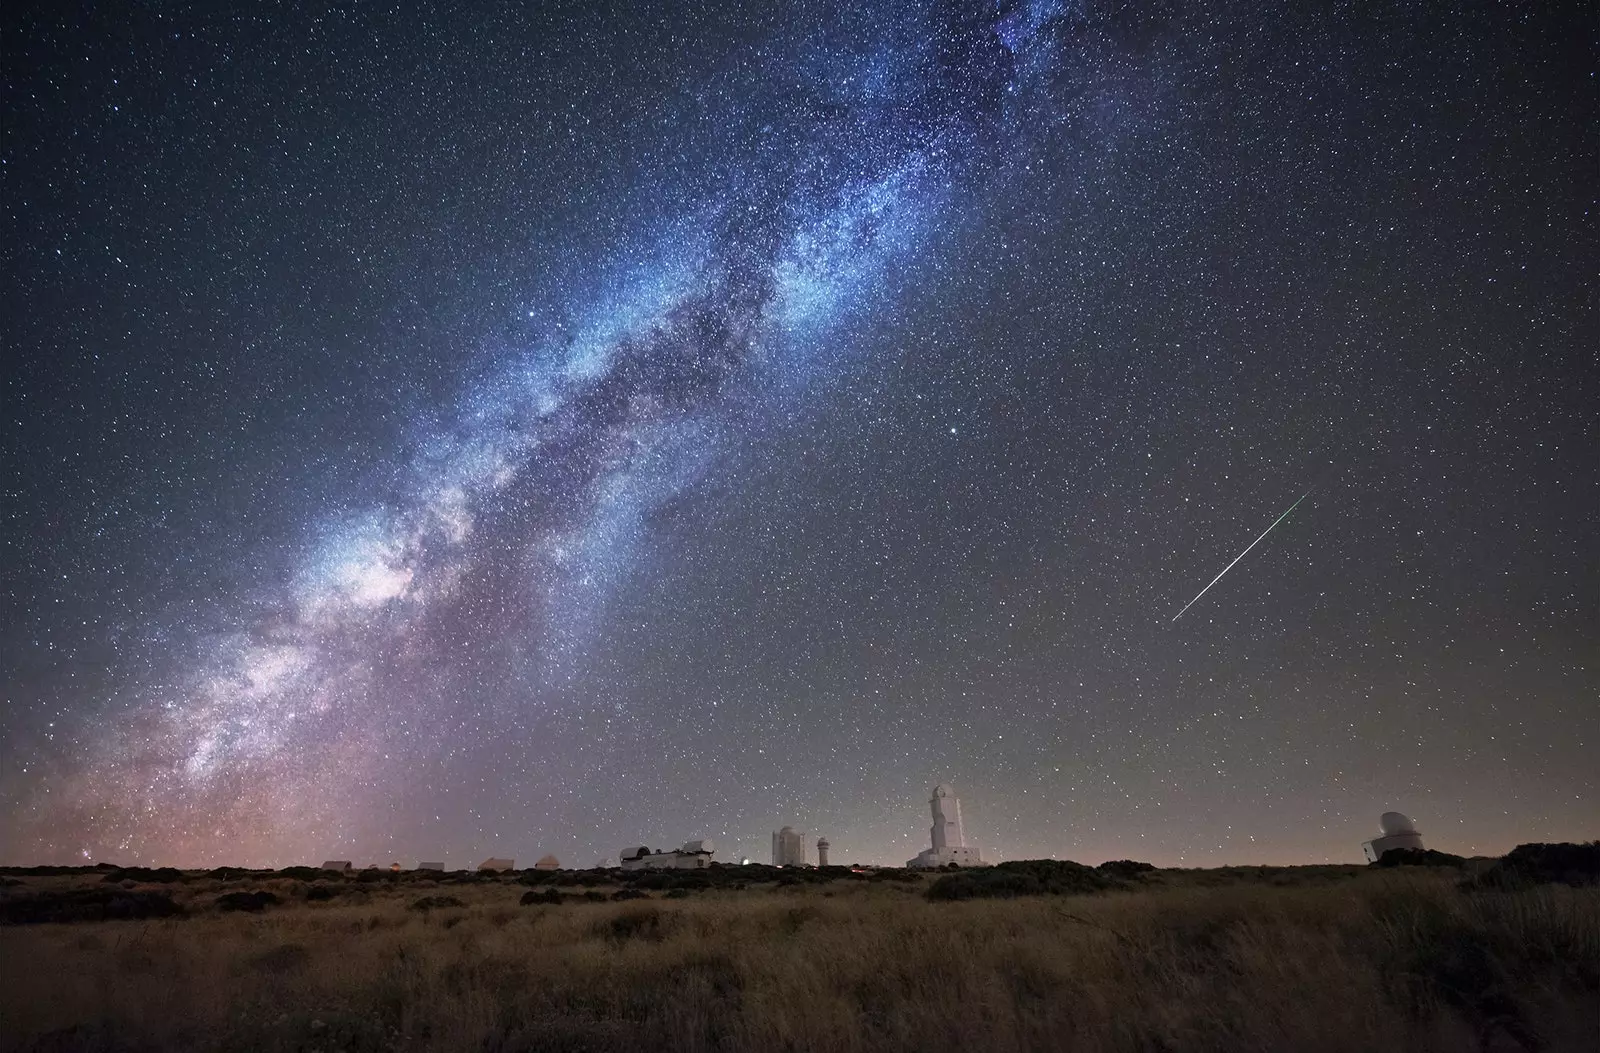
[2,1,1595,870]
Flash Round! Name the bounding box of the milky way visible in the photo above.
[4,1,1595,867]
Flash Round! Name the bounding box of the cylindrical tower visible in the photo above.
[931,784,964,850]
[816,837,830,867]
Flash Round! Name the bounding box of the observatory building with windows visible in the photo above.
[907,784,988,868]
[1362,811,1425,862]
[619,839,716,870]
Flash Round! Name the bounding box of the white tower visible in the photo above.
[816,837,830,867]
[907,784,987,868]
[930,784,963,851]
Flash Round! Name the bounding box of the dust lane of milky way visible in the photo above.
[8,1,1102,864]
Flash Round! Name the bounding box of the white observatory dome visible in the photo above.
[1379,811,1418,836]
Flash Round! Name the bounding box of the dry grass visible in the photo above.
[2,869,1597,1052]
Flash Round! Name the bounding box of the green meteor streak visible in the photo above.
[1172,490,1311,622]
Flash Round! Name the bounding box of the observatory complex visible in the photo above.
[907,784,988,868]
[1361,811,1425,862]
[619,839,716,870]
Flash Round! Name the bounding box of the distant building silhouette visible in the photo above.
[772,826,805,866]
[619,840,715,870]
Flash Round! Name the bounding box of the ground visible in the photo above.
[1,857,1596,1052]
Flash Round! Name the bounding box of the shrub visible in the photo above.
[664,888,692,899]
[0,888,186,924]
[215,891,280,913]
[928,860,1121,901]
[1373,848,1466,868]
[581,891,608,903]
[99,866,185,884]
[1472,842,1600,888]
[1097,860,1156,878]
[520,889,563,906]
[248,943,311,974]
[598,906,675,942]
[409,895,466,912]
[611,888,649,901]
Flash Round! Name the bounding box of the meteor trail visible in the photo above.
[1172,490,1311,621]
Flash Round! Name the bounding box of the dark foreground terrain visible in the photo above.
[2,845,1597,1053]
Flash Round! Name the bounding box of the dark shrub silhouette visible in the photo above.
[1373,848,1466,868]
[611,888,649,901]
[0,888,185,924]
[409,895,466,911]
[598,906,674,942]
[520,889,563,906]
[581,891,608,903]
[928,859,1121,901]
[99,866,185,884]
[215,891,280,913]
[1097,860,1156,878]
[1472,842,1600,888]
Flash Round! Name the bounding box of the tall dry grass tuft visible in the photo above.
[0,869,1595,1052]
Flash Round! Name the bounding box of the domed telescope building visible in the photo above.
[907,784,988,868]
[1361,811,1425,862]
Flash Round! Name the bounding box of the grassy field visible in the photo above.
[2,857,1597,1052]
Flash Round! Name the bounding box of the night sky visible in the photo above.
[3,1,1595,870]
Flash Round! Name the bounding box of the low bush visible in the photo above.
[215,891,280,913]
[597,906,675,943]
[928,860,1121,901]
[0,888,185,924]
[409,895,466,912]
[1471,842,1600,888]
[520,889,563,906]
[1374,848,1467,868]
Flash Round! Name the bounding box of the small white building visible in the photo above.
[1362,812,1425,862]
[816,837,831,868]
[619,840,716,870]
[907,784,989,868]
[417,861,445,872]
[533,854,560,871]
[478,857,516,872]
[320,860,353,873]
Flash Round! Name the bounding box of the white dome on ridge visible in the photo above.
[1379,811,1418,836]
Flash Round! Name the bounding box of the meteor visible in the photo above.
[1172,490,1311,621]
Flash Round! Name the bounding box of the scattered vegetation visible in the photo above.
[1373,847,1468,868]
[0,845,1595,1052]
[214,890,280,913]
[0,887,185,925]
[1471,841,1600,889]
[927,858,1127,900]
[519,889,562,906]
